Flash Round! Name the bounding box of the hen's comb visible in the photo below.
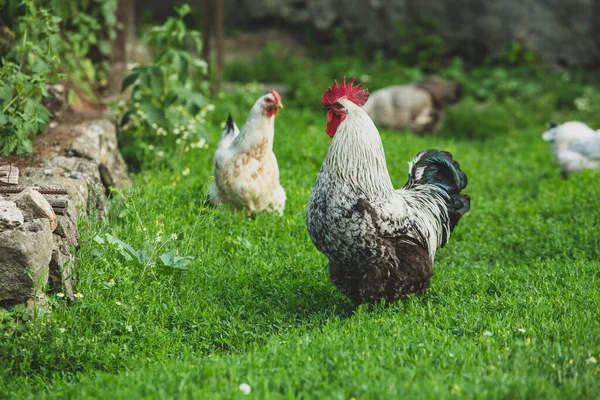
[271,89,282,104]
[322,77,369,106]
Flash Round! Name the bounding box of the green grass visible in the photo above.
[1,63,600,399]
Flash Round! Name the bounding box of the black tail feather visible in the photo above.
[226,113,235,132]
[406,149,470,231]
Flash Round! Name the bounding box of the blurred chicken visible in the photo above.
[362,76,462,135]
[542,121,600,178]
[208,91,286,215]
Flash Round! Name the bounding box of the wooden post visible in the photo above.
[107,0,133,96]
[201,0,213,80]
[125,0,135,46]
[215,0,224,92]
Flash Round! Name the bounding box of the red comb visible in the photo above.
[271,89,282,104]
[322,77,369,106]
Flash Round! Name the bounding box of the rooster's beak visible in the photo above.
[276,102,283,110]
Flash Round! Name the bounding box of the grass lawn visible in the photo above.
[1,67,599,399]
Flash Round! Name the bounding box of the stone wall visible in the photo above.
[219,0,600,67]
[0,112,129,309]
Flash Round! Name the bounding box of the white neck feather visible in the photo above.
[232,100,275,151]
[326,100,394,198]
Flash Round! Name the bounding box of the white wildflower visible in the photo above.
[483,330,493,337]
[182,168,190,176]
[191,138,207,149]
[239,383,251,395]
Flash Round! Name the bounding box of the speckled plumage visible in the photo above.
[208,92,286,215]
[307,92,470,304]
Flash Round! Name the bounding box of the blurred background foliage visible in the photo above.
[1,0,599,158]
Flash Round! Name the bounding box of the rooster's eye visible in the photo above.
[325,103,342,110]
[324,102,344,111]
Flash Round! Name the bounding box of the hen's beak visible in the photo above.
[276,102,283,110]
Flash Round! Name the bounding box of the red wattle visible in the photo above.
[326,111,345,138]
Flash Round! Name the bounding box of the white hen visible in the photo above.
[208,91,286,215]
[542,121,600,177]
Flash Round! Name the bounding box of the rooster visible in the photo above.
[542,121,600,178]
[208,90,286,215]
[306,78,470,304]
[362,76,462,135]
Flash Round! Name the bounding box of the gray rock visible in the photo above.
[0,200,24,231]
[54,214,80,250]
[46,155,102,189]
[20,167,89,215]
[42,83,69,120]
[1,112,131,311]
[0,219,53,304]
[68,117,130,188]
[49,238,75,298]
[13,188,58,232]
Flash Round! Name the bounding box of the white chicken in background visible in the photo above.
[208,90,286,215]
[542,121,600,178]
[306,78,470,304]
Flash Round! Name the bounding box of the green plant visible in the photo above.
[0,0,62,155]
[94,232,192,275]
[52,0,118,99]
[395,17,445,72]
[492,40,542,68]
[1,0,118,103]
[119,4,210,168]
